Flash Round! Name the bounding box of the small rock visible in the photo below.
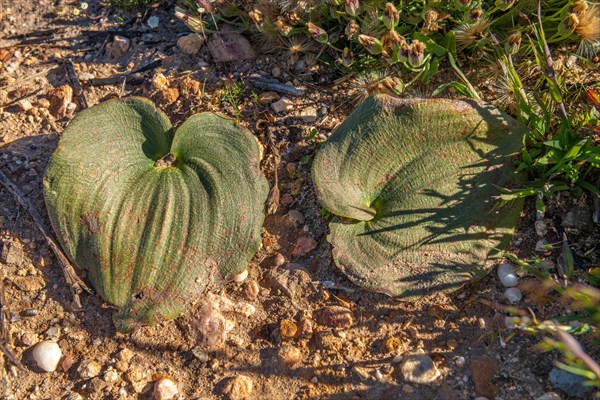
[208,25,256,62]
[536,392,562,400]
[278,345,302,368]
[319,306,354,329]
[374,369,383,380]
[17,99,33,111]
[47,85,73,119]
[401,350,441,384]
[382,337,402,353]
[504,287,522,303]
[13,276,45,292]
[292,235,317,256]
[152,72,169,90]
[287,209,305,226]
[549,367,593,398]
[221,374,254,400]
[79,72,94,81]
[78,359,102,379]
[45,325,60,340]
[535,220,548,236]
[192,347,210,363]
[242,279,260,301]
[103,369,119,384]
[454,356,465,368]
[469,358,499,398]
[1,241,24,265]
[233,269,248,283]
[106,35,130,59]
[297,318,314,338]
[535,239,550,253]
[280,193,294,206]
[352,365,370,381]
[160,87,180,105]
[32,340,62,372]
[116,348,134,363]
[298,106,318,123]
[279,319,298,339]
[21,332,38,346]
[392,354,404,363]
[36,98,50,108]
[178,33,204,55]
[153,377,178,400]
[61,355,74,372]
[273,253,286,267]
[271,67,281,78]
[257,91,279,104]
[271,97,294,113]
[497,263,518,287]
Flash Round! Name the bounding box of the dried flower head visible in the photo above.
[505,31,522,55]
[346,20,360,39]
[248,9,264,26]
[574,5,600,57]
[424,9,439,23]
[275,18,292,36]
[408,40,427,67]
[570,0,588,14]
[307,22,328,44]
[453,17,490,50]
[352,71,404,101]
[383,3,399,30]
[279,35,314,63]
[345,0,360,17]
[358,34,383,55]
[341,47,354,67]
[470,6,484,20]
[382,30,405,52]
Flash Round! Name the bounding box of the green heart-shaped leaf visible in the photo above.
[44,97,268,331]
[312,95,527,298]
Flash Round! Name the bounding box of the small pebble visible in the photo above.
[153,377,179,400]
[103,369,119,383]
[401,350,440,384]
[535,239,550,252]
[454,356,466,368]
[535,220,548,236]
[497,263,518,287]
[273,253,285,267]
[319,306,353,329]
[242,279,260,301]
[278,345,302,368]
[505,287,523,303]
[392,354,404,363]
[536,392,562,400]
[32,340,62,372]
[271,97,294,113]
[78,359,102,379]
[177,33,204,55]
[374,369,383,379]
[287,209,305,226]
[233,269,248,283]
[280,319,298,339]
[222,374,253,400]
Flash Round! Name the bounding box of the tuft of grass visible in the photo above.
[110,0,157,12]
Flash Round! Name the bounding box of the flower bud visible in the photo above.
[408,40,426,67]
[307,22,329,44]
[565,13,580,30]
[358,34,383,55]
[470,6,484,20]
[382,30,405,60]
[248,9,263,26]
[505,31,521,55]
[345,0,360,17]
[383,76,405,95]
[398,42,410,63]
[383,3,399,30]
[275,18,292,35]
[570,0,588,13]
[341,47,354,67]
[424,9,439,23]
[345,20,360,39]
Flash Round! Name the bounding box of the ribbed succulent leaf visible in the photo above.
[44,97,268,331]
[312,95,527,298]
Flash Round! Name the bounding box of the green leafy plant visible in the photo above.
[312,94,528,298]
[43,97,269,332]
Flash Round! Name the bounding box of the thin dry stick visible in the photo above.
[0,170,90,307]
[0,279,23,370]
[63,60,88,109]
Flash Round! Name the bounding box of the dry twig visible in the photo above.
[0,169,90,308]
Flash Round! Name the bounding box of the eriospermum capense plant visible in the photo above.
[44,97,269,332]
[312,95,528,298]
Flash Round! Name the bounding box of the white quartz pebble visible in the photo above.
[32,340,62,372]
